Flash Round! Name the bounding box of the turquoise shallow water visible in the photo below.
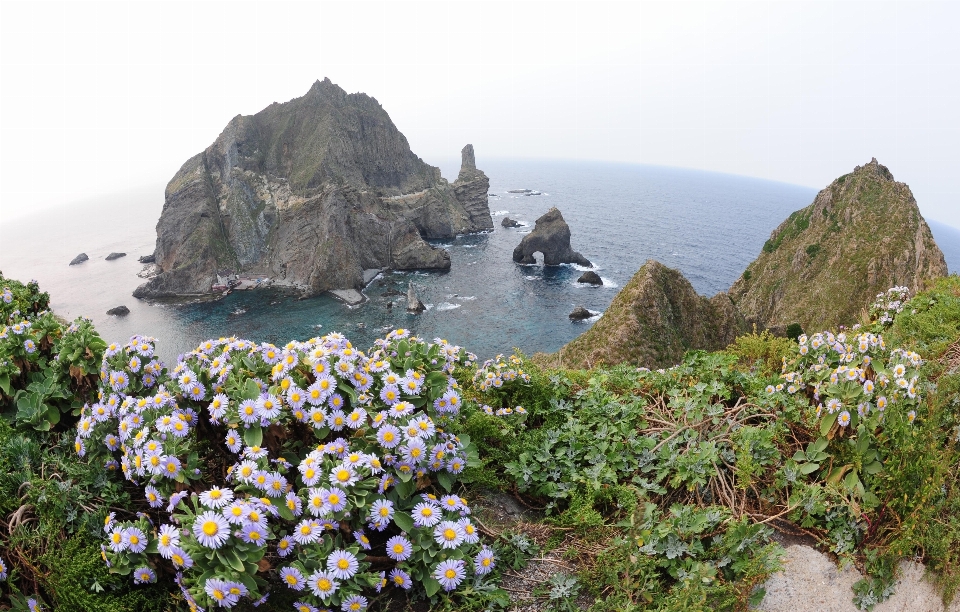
[2,159,956,365]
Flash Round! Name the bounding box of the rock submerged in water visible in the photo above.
[106,305,130,316]
[138,254,155,264]
[501,217,521,228]
[512,207,592,267]
[406,282,426,314]
[69,253,88,266]
[105,252,126,261]
[577,271,602,285]
[569,306,593,320]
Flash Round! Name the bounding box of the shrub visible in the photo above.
[81,330,522,610]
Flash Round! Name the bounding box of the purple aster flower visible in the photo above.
[279,566,305,591]
[161,455,182,479]
[434,559,466,591]
[276,536,294,557]
[326,549,359,580]
[193,511,230,549]
[434,520,465,549]
[385,535,412,561]
[133,566,156,584]
[169,546,193,569]
[341,594,368,611]
[293,602,319,612]
[325,487,348,512]
[123,526,148,553]
[474,547,496,575]
[238,522,267,545]
[144,485,164,508]
[307,570,339,598]
[167,490,189,513]
[389,568,412,589]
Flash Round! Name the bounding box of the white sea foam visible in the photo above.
[491,210,509,216]
[436,302,462,311]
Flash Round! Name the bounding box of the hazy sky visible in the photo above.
[2,0,959,227]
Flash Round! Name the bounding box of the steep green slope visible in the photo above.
[551,260,744,369]
[729,158,947,332]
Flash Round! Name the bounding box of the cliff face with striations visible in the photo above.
[552,260,745,369]
[134,78,493,299]
[729,158,948,333]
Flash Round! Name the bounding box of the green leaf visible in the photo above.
[820,411,839,437]
[275,501,294,521]
[0,374,10,396]
[243,379,260,400]
[394,511,414,532]
[244,426,263,448]
[437,471,454,493]
[843,470,860,490]
[423,576,442,597]
[798,462,820,475]
[218,548,247,573]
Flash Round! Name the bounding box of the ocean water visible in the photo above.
[1,159,956,365]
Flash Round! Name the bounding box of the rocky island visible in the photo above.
[512,207,591,267]
[133,78,493,300]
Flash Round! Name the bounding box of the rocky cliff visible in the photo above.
[551,260,745,369]
[134,78,493,299]
[729,158,948,332]
[512,208,591,266]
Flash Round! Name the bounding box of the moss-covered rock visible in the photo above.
[729,158,948,332]
[548,260,745,369]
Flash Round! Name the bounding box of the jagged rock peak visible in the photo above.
[729,159,947,332]
[512,207,591,267]
[133,79,490,300]
[549,260,744,369]
[459,144,477,176]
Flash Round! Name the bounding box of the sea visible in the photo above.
[2,159,958,366]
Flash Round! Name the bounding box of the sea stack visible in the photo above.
[512,208,591,267]
[133,78,492,300]
[729,158,948,333]
[406,282,426,314]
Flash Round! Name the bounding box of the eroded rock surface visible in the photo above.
[512,207,591,266]
[134,79,490,300]
[69,253,88,266]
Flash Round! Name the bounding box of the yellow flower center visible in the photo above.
[202,521,219,536]
[337,558,350,569]
[445,569,457,579]
[444,528,456,541]
[318,578,332,591]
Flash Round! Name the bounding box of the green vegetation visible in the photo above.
[2,271,958,611]
[762,210,811,254]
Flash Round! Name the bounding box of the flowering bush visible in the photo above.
[0,275,105,431]
[471,354,530,419]
[770,327,924,504]
[79,329,501,611]
[869,286,910,327]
